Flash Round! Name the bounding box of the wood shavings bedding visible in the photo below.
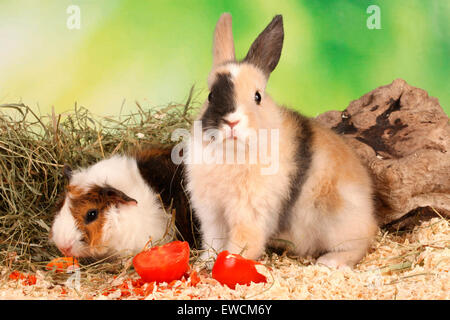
[0,217,448,300]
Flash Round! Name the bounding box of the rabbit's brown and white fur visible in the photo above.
[185,14,378,268]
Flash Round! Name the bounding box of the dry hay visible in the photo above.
[0,98,448,300]
[0,94,196,271]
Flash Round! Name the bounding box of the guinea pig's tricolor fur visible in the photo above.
[134,148,198,247]
[186,13,378,268]
[50,147,198,259]
[64,184,138,248]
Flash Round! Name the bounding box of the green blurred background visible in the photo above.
[0,0,448,117]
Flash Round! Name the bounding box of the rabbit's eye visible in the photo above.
[255,91,261,105]
[208,92,213,102]
[85,209,99,224]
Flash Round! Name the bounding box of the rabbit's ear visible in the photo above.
[243,15,284,77]
[212,13,236,68]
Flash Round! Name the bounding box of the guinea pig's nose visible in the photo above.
[59,246,73,257]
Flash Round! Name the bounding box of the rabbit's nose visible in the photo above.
[224,120,240,129]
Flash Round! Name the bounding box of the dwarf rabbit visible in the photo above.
[50,147,199,259]
[185,13,378,268]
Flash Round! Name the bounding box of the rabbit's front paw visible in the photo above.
[226,225,265,260]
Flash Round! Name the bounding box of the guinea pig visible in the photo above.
[185,14,378,268]
[49,147,199,259]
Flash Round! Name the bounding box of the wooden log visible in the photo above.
[316,79,450,225]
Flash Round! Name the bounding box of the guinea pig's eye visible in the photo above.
[85,209,99,224]
[254,91,261,105]
[208,92,213,102]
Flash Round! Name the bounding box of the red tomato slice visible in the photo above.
[132,241,190,284]
[212,251,267,289]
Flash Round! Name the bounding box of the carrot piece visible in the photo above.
[9,270,26,281]
[9,271,37,286]
[23,274,37,286]
[143,282,155,296]
[189,270,201,287]
[120,289,131,298]
[46,257,79,273]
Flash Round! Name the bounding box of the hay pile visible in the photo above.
[0,96,196,271]
[0,97,448,300]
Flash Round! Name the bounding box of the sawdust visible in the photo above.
[0,217,448,300]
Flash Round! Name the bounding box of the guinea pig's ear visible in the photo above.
[101,186,138,206]
[212,13,236,69]
[63,164,73,180]
[243,15,284,77]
